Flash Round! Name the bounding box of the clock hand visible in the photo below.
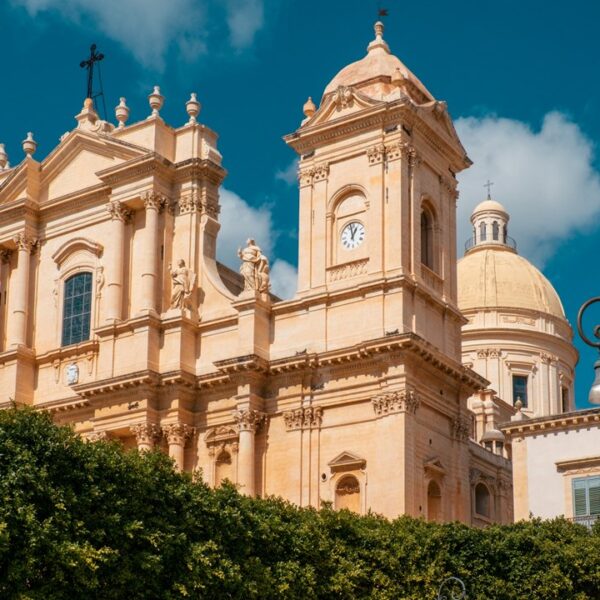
[350,224,356,240]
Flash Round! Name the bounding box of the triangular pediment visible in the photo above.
[328,451,367,471]
[304,86,384,127]
[38,131,147,203]
[424,456,446,476]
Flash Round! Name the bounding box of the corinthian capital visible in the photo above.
[106,200,132,222]
[232,408,266,433]
[163,423,194,446]
[372,388,420,416]
[131,423,162,446]
[13,233,37,253]
[142,191,168,211]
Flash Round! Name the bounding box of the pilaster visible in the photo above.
[105,200,131,322]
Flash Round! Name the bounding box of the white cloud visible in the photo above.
[456,112,600,266]
[12,0,264,69]
[218,188,297,299]
[225,0,264,50]
[275,158,299,186]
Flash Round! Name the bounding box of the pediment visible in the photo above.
[418,101,470,162]
[204,425,239,445]
[52,237,104,266]
[328,451,367,471]
[304,86,384,127]
[39,131,147,203]
[424,457,446,477]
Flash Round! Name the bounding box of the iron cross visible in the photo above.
[484,179,494,199]
[80,44,104,100]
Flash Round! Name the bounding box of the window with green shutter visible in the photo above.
[572,476,600,517]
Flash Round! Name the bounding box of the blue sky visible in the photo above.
[1,0,599,408]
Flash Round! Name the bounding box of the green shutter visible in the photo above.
[573,480,588,516]
[589,479,600,516]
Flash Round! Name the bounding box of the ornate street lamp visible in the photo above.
[577,297,600,405]
[437,576,466,600]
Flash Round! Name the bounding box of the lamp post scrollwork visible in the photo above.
[437,576,467,600]
[577,296,600,405]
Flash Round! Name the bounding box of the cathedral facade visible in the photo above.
[4,21,580,526]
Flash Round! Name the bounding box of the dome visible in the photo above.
[471,199,508,218]
[322,21,434,103]
[457,248,566,320]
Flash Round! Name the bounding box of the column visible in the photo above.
[105,201,131,322]
[163,423,193,471]
[139,192,165,314]
[8,233,36,347]
[131,423,161,452]
[232,408,265,496]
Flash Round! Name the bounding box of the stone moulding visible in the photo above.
[327,258,369,282]
[282,406,323,430]
[51,236,103,265]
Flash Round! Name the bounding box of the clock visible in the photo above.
[341,221,365,250]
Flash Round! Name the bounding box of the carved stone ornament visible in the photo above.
[237,239,270,294]
[372,389,420,416]
[283,406,323,430]
[178,190,220,218]
[367,144,386,165]
[142,191,168,211]
[313,162,329,182]
[131,423,162,446]
[168,259,196,309]
[163,423,195,446]
[232,409,266,433]
[452,414,471,442]
[86,431,110,442]
[334,85,354,110]
[0,249,12,263]
[65,363,79,386]
[13,233,37,253]
[106,200,132,223]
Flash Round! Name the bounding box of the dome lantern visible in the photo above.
[466,195,515,254]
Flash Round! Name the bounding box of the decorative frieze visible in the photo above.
[283,406,323,430]
[106,200,132,222]
[232,409,266,433]
[372,389,420,416]
[327,258,368,282]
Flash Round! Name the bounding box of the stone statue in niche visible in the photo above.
[238,238,270,294]
[168,259,196,309]
[65,362,79,386]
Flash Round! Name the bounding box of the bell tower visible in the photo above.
[284,21,472,360]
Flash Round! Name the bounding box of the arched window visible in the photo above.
[215,450,233,486]
[335,475,361,513]
[420,209,434,269]
[492,221,499,241]
[475,483,491,518]
[427,480,442,522]
[62,272,93,346]
[479,221,487,242]
[502,224,507,243]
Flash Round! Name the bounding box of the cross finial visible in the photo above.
[79,44,104,102]
[484,179,494,199]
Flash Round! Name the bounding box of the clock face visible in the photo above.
[341,221,365,250]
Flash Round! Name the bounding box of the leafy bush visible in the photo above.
[1,408,599,599]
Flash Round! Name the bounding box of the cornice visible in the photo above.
[501,407,600,437]
[72,369,161,398]
[174,158,226,186]
[96,152,173,187]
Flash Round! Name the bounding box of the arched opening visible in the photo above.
[492,221,499,241]
[427,480,442,522]
[475,483,491,518]
[215,450,233,486]
[479,221,487,242]
[420,208,434,269]
[335,475,361,513]
[502,224,508,243]
[62,272,93,347]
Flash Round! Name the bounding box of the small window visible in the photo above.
[561,387,570,413]
[479,222,487,242]
[421,209,434,269]
[492,221,499,241]
[335,475,361,513]
[573,477,600,517]
[62,273,93,347]
[475,483,491,517]
[512,375,528,408]
[427,480,442,522]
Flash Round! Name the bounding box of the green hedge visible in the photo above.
[1,408,599,599]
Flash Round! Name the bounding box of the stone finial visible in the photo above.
[515,398,523,411]
[22,132,37,156]
[303,96,316,118]
[115,97,130,128]
[186,93,201,124]
[367,20,390,54]
[0,143,8,170]
[148,85,164,118]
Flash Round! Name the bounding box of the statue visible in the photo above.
[168,259,196,309]
[237,238,270,294]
